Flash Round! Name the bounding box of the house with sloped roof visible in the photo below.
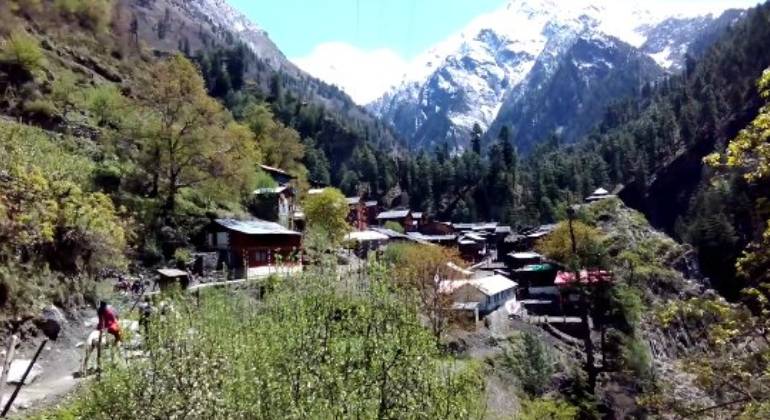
[345,196,368,231]
[207,218,302,279]
[376,209,414,231]
[441,274,518,320]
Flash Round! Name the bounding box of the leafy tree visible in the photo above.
[383,243,465,344]
[139,54,259,221]
[303,187,349,246]
[536,220,607,270]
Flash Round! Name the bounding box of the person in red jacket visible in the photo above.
[97,301,122,344]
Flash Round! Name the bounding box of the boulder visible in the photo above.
[36,306,65,340]
[5,359,43,385]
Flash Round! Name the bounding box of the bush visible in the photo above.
[502,331,555,396]
[85,85,126,127]
[54,0,113,32]
[518,397,579,420]
[383,220,404,233]
[0,30,44,73]
[23,98,58,118]
[45,271,486,418]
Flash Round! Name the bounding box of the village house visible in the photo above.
[251,164,297,228]
[344,230,389,257]
[406,232,457,246]
[411,212,425,231]
[420,220,454,236]
[207,218,302,279]
[346,196,368,230]
[252,185,295,228]
[585,187,615,203]
[555,270,614,313]
[376,209,414,231]
[458,232,488,262]
[365,201,379,226]
[505,251,544,269]
[441,274,518,322]
[259,164,295,186]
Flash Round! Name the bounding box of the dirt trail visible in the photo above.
[1,309,95,417]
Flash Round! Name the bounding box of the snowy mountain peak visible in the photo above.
[368,0,745,152]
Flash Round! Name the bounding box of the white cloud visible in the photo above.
[291,42,409,105]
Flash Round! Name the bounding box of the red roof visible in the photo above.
[555,270,613,287]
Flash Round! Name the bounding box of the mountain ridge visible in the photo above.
[366,0,745,152]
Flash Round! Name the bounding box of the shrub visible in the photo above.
[45,271,486,418]
[0,30,44,73]
[502,331,555,396]
[54,0,113,32]
[518,397,579,420]
[85,85,126,127]
[383,220,404,233]
[22,98,58,117]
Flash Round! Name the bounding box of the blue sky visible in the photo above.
[230,0,506,59]
[230,0,761,104]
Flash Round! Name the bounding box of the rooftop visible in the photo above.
[345,230,389,242]
[214,218,301,236]
[157,268,188,278]
[259,164,294,178]
[407,232,456,242]
[441,274,517,297]
[365,200,378,207]
[345,197,362,205]
[253,185,291,195]
[509,252,543,260]
[376,209,411,219]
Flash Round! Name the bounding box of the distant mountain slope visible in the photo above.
[486,34,664,153]
[368,0,745,153]
[123,0,402,150]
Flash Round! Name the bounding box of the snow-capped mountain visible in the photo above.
[368,0,745,152]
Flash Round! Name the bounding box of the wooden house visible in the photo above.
[207,218,302,279]
[365,201,379,226]
[259,164,295,186]
[345,196,368,231]
[376,209,414,231]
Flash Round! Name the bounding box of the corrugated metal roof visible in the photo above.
[365,200,378,207]
[471,275,517,296]
[509,252,542,260]
[407,232,456,242]
[440,275,517,297]
[345,197,362,205]
[346,230,389,242]
[214,219,301,236]
[253,185,290,195]
[376,209,410,219]
[412,212,423,219]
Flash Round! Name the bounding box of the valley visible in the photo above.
[0,0,769,418]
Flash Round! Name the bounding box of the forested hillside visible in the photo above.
[0,0,316,315]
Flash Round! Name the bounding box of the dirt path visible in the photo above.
[1,309,95,417]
